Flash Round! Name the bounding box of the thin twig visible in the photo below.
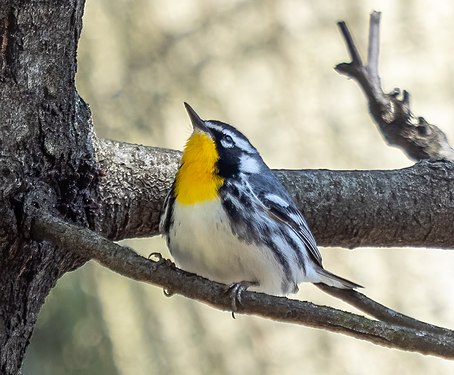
[316,284,451,336]
[336,12,454,161]
[30,211,454,359]
[337,21,363,66]
[366,11,381,80]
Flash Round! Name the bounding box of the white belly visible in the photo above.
[167,199,290,295]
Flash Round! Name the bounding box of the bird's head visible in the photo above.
[182,102,263,179]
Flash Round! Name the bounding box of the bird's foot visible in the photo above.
[148,252,175,267]
[225,281,259,319]
[148,252,176,297]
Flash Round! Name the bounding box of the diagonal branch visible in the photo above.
[30,210,454,359]
[336,11,454,162]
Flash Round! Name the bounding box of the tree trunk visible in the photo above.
[0,2,97,373]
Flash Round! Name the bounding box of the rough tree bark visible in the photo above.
[95,138,454,249]
[1,3,453,374]
[0,1,97,373]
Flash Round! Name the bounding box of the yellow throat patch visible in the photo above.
[175,132,224,205]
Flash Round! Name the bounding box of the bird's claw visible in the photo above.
[225,281,258,319]
[148,252,175,267]
[163,288,174,297]
[148,253,176,296]
[148,252,164,264]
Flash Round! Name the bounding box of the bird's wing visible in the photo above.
[244,174,323,267]
[259,192,323,267]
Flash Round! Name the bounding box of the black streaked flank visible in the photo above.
[159,182,176,243]
[220,179,296,294]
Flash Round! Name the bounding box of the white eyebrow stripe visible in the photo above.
[223,129,255,153]
[205,121,256,153]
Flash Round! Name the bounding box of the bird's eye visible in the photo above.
[221,135,235,148]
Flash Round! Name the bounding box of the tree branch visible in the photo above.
[94,138,454,248]
[336,11,454,161]
[316,284,452,336]
[30,210,454,359]
[93,138,180,239]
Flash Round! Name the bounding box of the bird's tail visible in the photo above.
[315,268,362,289]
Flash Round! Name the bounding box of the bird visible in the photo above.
[160,103,360,309]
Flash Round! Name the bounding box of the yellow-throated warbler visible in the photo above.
[160,103,360,300]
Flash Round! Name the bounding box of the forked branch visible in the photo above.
[336,11,454,161]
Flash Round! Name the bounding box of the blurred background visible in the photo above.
[24,0,454,374]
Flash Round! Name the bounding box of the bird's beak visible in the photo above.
[184,102,210,133]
